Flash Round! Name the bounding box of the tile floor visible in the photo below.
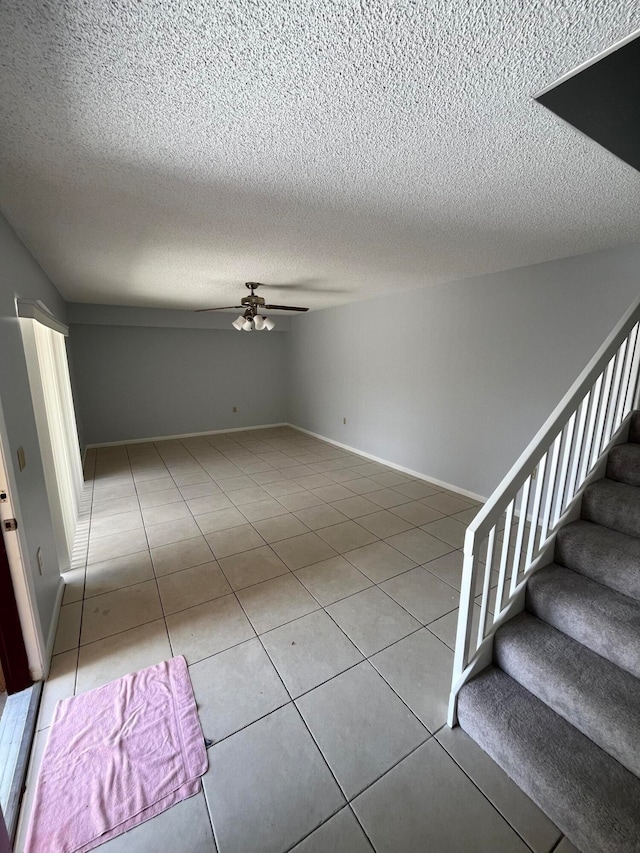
[16,427,577,852]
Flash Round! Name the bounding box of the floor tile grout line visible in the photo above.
[331,613,434,712]
[186,604,432,763]
[125,445,177,661]
[177,590,427,686]
[344,730,432,804]
[60,429,478,849]
[273,803,373,853]
[73,453,97,697]
[59,546,464,658]
[374,579,460,630]
[91,442,470,551]
[195,565,308,841]
[316,598,454,728]
[89,493,468,560]
[345,802,379,853]
[198,777,221,852]
[174,436,462,741]
[197,784,218,852]
[72,534,464,656]
[287,698,433,853]
[434,734,542,853]
[364,650,446,735]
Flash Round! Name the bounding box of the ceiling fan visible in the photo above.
[195,282,308,331]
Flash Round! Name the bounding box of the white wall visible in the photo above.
[68,308,289,445]
[0,213,67,643]
[288,244,640,498]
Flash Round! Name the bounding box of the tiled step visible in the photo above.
[457,667,640,853]
[494,612,640,776]
[526,564,640,679]
[581,478,640,538]
[607,442,640,486]
[555,520,640,602]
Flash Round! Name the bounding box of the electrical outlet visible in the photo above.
[37,547,44,575]
[232,406,237,413]
[343,417,347,425]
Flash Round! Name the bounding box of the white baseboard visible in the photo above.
[86,422,289,449]
[85,420,485,502]
[43,577,65,679]
[287,423,486,504]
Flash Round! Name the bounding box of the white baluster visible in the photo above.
[477,528,496,648]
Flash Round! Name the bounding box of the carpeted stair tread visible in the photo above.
[494,612,640,777]
[607,443,640,486]
[629,411,640,444]
[457,667,640,853]
[526,565,640,679]
[555,520,640,602]
[581,478,640,538]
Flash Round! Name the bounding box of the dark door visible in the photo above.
[0,529,31,694]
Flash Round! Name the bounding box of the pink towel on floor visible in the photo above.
[25,656,208,853]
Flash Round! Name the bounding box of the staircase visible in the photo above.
[457,412,640,853]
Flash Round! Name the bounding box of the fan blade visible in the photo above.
[194,306,243,312]
[263,304,309,312]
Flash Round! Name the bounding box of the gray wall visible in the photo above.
[3,201,637,660]
[0,213,67,641]
[288,244,640,498]
[69,320,289,445]
[66,302,292,332]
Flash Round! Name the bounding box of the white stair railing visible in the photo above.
[448,294,640,725]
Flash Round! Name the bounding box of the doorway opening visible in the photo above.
[0,481,40,841]
[0,299,83,841]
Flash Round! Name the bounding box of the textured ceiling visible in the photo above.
[0,1,639,312]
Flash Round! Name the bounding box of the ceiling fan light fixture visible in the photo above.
[199,283,306,330]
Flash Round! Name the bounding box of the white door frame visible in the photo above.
[18,302,82,575]
[0,396,45,681]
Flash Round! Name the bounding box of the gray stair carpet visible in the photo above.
[526,564,640,679]
[494,612,640,776]
[582,477,640,538]
[458,413,640,853]
[555,520,640,601]
[458,667,640,853]
[628,410,640,443]
[607,442,640,486]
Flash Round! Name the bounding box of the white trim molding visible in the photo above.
[86,423,290,449]
[20,318,83,573]
[44,577,65,678]
[15,299,68,336]
[287,423,486,503]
